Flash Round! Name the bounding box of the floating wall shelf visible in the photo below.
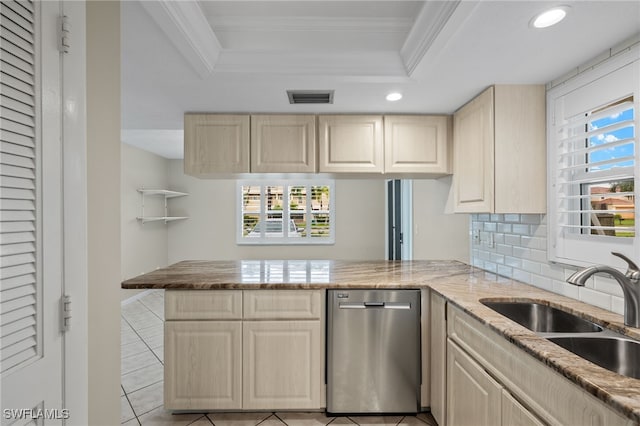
[137,188,188,224]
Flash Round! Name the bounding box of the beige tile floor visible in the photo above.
[121,291,438,426]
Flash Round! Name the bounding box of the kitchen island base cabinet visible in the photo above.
[164,289,324,412]
[164,321,242,410]
[243,321,321,410]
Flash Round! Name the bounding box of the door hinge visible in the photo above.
[60,295,72,332]
[58,15,70,53]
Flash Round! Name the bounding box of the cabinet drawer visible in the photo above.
[243,290,322,320]
[165,290,242,320]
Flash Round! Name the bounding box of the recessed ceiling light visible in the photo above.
[386,92,403,102]
[531,6,569,29]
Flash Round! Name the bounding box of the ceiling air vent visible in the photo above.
[287,90,334,105]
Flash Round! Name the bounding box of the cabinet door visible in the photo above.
[447,339,502,426]
[164,321,242,410]
[184,114,250,175]
[384,115,451,174]
[502,390,545,426]
[243,321,322,410]
[318,115,383,173]
[453,87,494,212]
[251,115,316,173]
[430,292,447,425]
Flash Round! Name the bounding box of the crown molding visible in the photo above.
[400,0,462,76]
[209,16,413,34]
[214,50,409,78]
[140,0,221,79]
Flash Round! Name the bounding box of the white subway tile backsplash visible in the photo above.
[531,274,553,292]
[504,234,521,246]
[512,224,530,235]
[553,280,580,299]
[528,249,548,263]
[594,275,624,298]
[512,246,531,259]
[470,213,623,314]
[521,236,545,250]
[504,256,522,268]
[521,259,542,274]
[611,296,625,315]
[521,215,541,225]
[540,263,566,281]
[497,265,513,278]
[497,223,512,233]
[504,214,520,223]
[512,269,532,283]
[579,287,612,310]
[483,262,498,273]
[496,244,513,256]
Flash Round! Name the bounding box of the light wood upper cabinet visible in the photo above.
[251,115,316,173]
[184,114,250,175]
[384,115,452,175]
[318,115,384,173]
[453,85,546,213]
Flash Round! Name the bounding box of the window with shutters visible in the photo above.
[237,180,335,245]
[1,0,40,373]
[548,50,639,266]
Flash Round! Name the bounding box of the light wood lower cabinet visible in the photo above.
[501,390,545,426]
[243,321,322,410]
[429,291,447,425]
[164,321,242,410]
[446,304,632,426]
[164,289,324,411]
[447,339,501,426]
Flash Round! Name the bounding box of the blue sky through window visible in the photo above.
[588,108,635,171]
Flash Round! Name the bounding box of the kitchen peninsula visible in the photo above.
[121,260,640,424]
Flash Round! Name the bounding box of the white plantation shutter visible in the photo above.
[555,97,635,235]
[548,54,640,266]
[1,0,39,373]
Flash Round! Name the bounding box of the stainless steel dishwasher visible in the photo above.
[327,289,420,414]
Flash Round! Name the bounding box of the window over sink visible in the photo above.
[548,48,639,266]
[237,180,335,245]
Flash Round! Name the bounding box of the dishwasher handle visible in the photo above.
[338,302,411,310]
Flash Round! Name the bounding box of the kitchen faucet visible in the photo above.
[566,252,640,328]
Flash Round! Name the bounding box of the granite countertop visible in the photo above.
[120,259,473,289]
[121,259,640,422]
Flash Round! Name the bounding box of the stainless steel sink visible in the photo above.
[481,300,603,333]
[548,336,640,379]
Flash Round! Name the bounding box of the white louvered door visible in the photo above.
[1,1,64,423]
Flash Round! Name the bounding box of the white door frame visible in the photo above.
[60,1,88,424]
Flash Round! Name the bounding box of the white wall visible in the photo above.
[412,177,470,262]
[87,2,120,424]
[120,145,169,281]
[167,160,387,261]
[121,144,170,299]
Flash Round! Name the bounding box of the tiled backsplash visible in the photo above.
[470,214,625,315]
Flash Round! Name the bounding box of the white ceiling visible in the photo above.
[121,0,640,159]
